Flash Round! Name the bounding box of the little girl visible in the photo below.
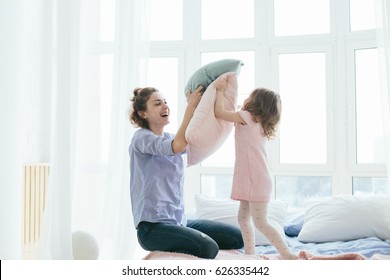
[214,76,297,260]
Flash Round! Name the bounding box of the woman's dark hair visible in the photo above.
[242,87,282,139]
[129,87,158,129]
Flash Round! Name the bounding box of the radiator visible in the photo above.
[22,163,49,244]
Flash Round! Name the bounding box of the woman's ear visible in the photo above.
[138,111,147,120]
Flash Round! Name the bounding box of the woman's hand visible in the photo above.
[186,85,203,111]
[172,85,203,154]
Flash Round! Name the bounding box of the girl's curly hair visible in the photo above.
[242,88,282,139]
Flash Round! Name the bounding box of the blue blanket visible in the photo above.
[254,236,390,258]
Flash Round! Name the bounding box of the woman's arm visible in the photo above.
[214,77,245,124]
[172,86,203,154]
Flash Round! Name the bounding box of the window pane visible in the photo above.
[100,0,115,41]
[355,49,385,164]
[146,58,179,132]
[274,0,330,36]
[201,0,254,39]
[353,177,389,195]
[275,176,332,209]
[201,175,233,198]
[202,133,235,167]
[200,51,255,167]
[150,0,183,40]
[278,53,327,164]
[350,0,376,31]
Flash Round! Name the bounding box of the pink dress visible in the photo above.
[230,110,272,202]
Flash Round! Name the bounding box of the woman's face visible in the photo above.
[143,91,170,129]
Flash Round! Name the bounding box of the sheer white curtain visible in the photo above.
[36,0,150,259]
[375,0,390,190]
[97,0,150,259]
[0,0,25,260]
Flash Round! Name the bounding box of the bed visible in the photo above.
[143,194,390,260]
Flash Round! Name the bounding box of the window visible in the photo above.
[146,0,388,208]
[78,54,114,163]
[150,0,183,41]
[79,0,116,163]
[201,175,233,198]
[274,0,330,36]
[353,177,388,194]
[354,48,385,164]
[349,0,376,31]
[73,0,118,232]
[100,55,114,161]
[201,0,254,40]
[99,0,116,41]
[278,52,328,164]
[275,176,332,208]
[146,57,179,132]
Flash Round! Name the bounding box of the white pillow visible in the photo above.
[185,72,238,167]
[298,195,390,243]
[194,194,288,245]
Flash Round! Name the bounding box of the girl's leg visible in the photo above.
[250,202,297,260]
[187,219,243,250]
[137,221,219,259]
[298,251,366,260]
[237,201,256,254]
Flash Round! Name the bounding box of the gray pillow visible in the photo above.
[184,59,243,95]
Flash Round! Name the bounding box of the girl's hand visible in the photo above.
[215,76,227,93]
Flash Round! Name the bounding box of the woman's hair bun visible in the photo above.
[129,87,157,129]
[133,87,142,97]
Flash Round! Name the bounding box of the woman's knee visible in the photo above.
[137,221,219,259]
[197,237,219,259]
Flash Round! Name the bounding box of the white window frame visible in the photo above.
[346,40,387,175]
[144,0,387,208]
[269,45,335,174]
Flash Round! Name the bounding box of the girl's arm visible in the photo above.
[172,86,203,154]
[214,77,246,124]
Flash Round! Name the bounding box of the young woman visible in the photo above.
[214,77,297,260]
[128,86,243,259]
